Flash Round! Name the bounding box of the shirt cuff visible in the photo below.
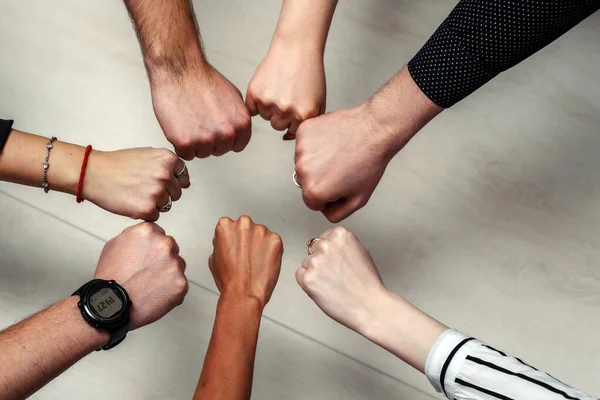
[0,118,14,152]
[425,329,480,395]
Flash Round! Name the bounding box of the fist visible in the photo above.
[294,105,394,222]
[246,42,325,139]
[94,222,188,330]
[150,65,252,159]
[296,227,386,332]
[85,148,190,221]
[209,216,283,308]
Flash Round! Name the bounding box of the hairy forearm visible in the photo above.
[123,0,206,80]
[0,297,109,399]
[358,290,447,373]
[364,66,444,159]
[0,129,86,195]
[272,0,338,54]
[195,295,263,400]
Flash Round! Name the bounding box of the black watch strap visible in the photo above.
[73,279,131,351]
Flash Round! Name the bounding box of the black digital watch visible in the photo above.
[73,279,132,351]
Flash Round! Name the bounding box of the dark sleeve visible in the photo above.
[0,119,14,152]
[407,0,600,108]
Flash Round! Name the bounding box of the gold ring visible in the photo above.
[307,238,321,255]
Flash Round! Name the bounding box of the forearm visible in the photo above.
[364,66,443,159]
[358,289,447,373]
[195,295,263,400]
[408,0,600,108]
[0,297,109,399]
[271,0,338,54]
[123,0,207,81]
[0,129,86,195]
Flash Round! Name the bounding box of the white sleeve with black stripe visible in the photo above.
[425,329,598,400]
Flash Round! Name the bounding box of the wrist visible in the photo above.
[358,290,447,372]
[46,141,86,196]
[218,292,265,316]
[353,288,398,338]
[363,66,443,157]
[271,30,327,56]
[61,296,110,351]
[145,42,209,84]
[79,149,105,204]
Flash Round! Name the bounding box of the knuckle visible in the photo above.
[271,233,283,248]
[136,222,155,236]
[331,226,349,238]
[236,112,251,129]
[175,135,195,150]
[176,277,189,296]
[160,149,179,164]
[149,185,164,199]
[238,215,252,226]
[303,184,324,202]
[157,169,172,182]
[138,203,157,221]
[302,270,317,288]
[296,106,320,121]
[325,213,342,223]
[219,124,236,140]
[158,236,176,253]
[294,161,308,176]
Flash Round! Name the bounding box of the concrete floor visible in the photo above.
[1,1,599,399]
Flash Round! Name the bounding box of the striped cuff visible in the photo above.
[424,329,481,395]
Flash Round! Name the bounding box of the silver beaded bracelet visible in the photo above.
[42,136,57,193]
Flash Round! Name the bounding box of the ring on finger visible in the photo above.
[293,171,301,188]
[158,196,172,213]
[307,237,321,255]
[175,161,188,178]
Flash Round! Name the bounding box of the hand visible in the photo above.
[294,104,395,222]
[296,226,386,332]
[209,216,283,308]
[83,147,190,221]
[150,65,252,159]
[94,222,188,330]
[246,42,326,139]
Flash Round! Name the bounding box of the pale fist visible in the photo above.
[246,43,325,138]
[84,147,189,221]
[94,222,188,330]
[209,216,283,308]
[296,227,386,332]
[294,105,393,222]
[151,65,252,159]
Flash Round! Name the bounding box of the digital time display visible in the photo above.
[90,287,123,318]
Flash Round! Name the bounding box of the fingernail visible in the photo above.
[282,133,296,141]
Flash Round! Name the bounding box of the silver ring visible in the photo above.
[158,196,172,213]
[307,238,321,255]
[175,161,188,179]
[293,171,301,188]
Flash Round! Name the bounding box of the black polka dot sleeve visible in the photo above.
[0,119,14,152]
[407,0,600,108]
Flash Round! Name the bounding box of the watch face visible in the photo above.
[89,287,124,319]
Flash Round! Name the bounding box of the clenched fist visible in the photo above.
[296,226,386,333]
[294,105,395,222]
[94,222,189,330]
[150,65,252,159]
[84,147,190,221]
[246,41,326,139]
[209,216,284,308]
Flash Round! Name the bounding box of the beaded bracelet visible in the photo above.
[42,136,57,193]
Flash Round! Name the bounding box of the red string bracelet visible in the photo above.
[76,145,92,203]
